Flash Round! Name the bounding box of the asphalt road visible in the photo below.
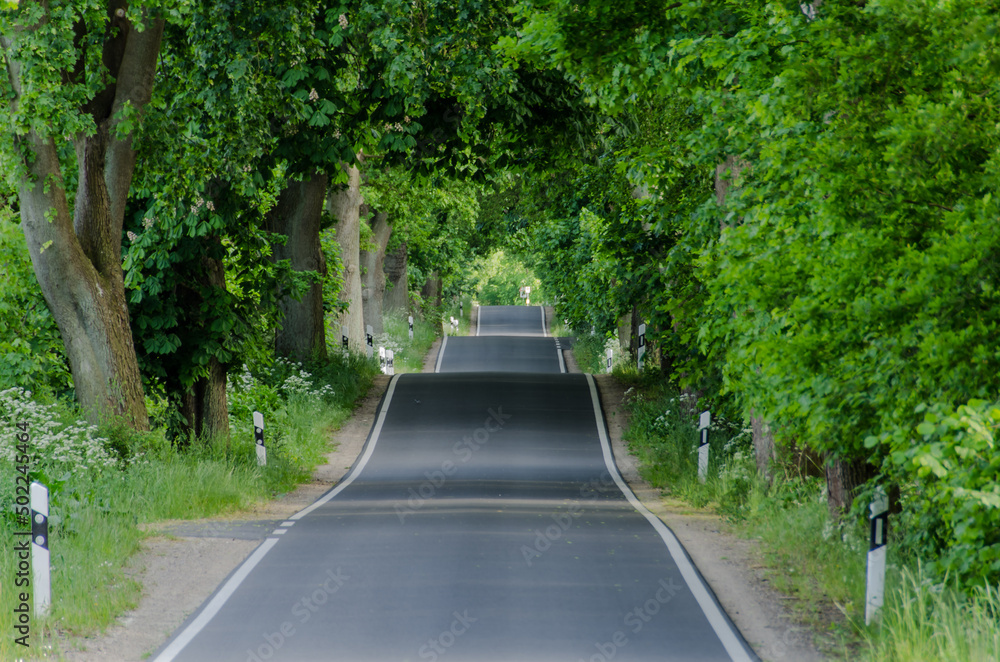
[152,306,757,662]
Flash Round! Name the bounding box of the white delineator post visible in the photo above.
[697,411,711,484]
[606,348,613,373]
[866,487,889,625]
[341,325,349,353]
[408,315,414,341]
[30,481,50,617]
[379,346,386,373]
[253,411,266,466]
[366,325,374,358]
[386,350,395,375]
[637,323,646,372]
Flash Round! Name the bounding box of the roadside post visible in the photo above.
[698,411,710,484]
[606,348,613,373]
[637,323,646,372]
[366,325,374,359]
[253,411,266,466]
[30,482,50,617]
[379,346,386,373]
[408,315,414,341]
[866,487,889,625]
[341,326,348,353]
[386,350,395,375]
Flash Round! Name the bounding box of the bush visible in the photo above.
[873,399,1000,588]
[0,216,73,396]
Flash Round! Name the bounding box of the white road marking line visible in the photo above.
[540,306,548,336]
[151,538,279,662]
[435,335,449,373]
[476,305,482,336]
[584,374,756,662]
[290,375,400,520]
[151,375,402,662]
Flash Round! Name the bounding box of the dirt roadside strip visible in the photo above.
[57,323,828,661]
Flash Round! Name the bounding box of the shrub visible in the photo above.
[873,399,1000,588]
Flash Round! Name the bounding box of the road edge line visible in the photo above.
[540,306,548,336]
[584,374,759,662]
[476,305,482,336]
[435,335,448,373]
[150,375,402,662]
[289,374,401,520]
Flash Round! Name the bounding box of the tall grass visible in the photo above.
[382,309,439,373]
[862,569,1000,662]
[571,332,614,374]
[0,352,378,659]
[620,378,1000,660]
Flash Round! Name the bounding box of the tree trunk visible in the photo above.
[360,211,392,336]
[421,271,442,310]
[383,241,409,312]
[715,155,747,214]
[825,454,877,519]
[617,312,632,357]
[178,250,231,444]
[269,170,329,361]
[327,164,364,349]
[2,11,165,429]
[180,356,229,445]
[751,413,777,484]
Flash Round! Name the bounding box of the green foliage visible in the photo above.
[861,567,1000,662]
[364,167,483,303]
[504,0,1000,593]
[873,399,1000,588]
[0,215,71,395]
[0,350,377,654]
[570,332,615,374]
[125,2,316,397]
[466,249,543,306]
[519,154,673,335]
[621,380,752,510]
[381,309,438,373]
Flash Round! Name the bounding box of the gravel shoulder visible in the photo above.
[592,374,829,662]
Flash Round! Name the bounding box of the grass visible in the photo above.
[383,309,439,373]
[570,332,614,374]
[618,377,1000,661]
[442,295,473,337]
[861,568,1000,662]
[0,350,380,660]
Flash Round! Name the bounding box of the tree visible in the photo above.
[124,0,320,441]
[0,1,170,428]
[504,0,1000,522]
[268,171,329,360]
[327,164,365,349]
